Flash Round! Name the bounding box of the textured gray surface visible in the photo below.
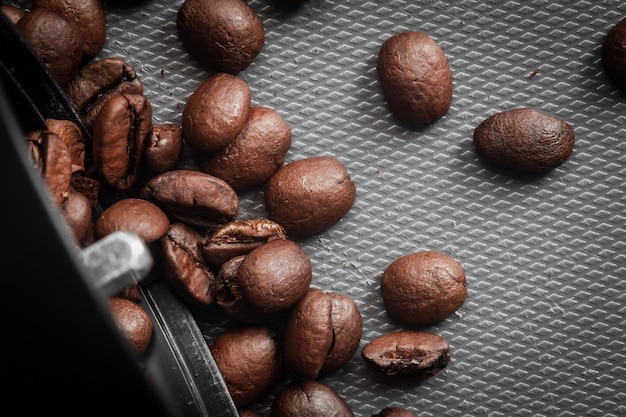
[15,0,626,415]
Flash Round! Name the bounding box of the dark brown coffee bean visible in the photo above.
[473,108,575,173]
[60,186,93,247]
[264,155,357,237]
[145,123,183,174]
[64,58,144,134]
[181,72,251,153]
[24,129,72,207]
[238,410,262,417]
[381,250,466,326]
[106,297,153,355]
[215,255,264,323]
[94,198,170,244]
[361,331,450,380]
[602,17,626,90]
[32,0,106,61]
[16,8,82,87]
[0,4,25,24]
[45,118,85,174]
[283,288,362,380]
[115,282,142,303]
[70,173,100,207]
[176,0,264,74]
[92,94,153,190]
[161,223,216,309]
[210,326,283,409]
[373,408,419,417]
[139,169,240,228]
[377,31,452,127]
[202,218,287,267]
[199,106,292,192]
[270,380,354,417]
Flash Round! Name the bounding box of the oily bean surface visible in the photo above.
[377,30,452,127]
[145,123,183,174]
[270,380,354,417]
[473,107,575,173]
[602,17,626,90]
[94,197,170,244]
[361,330,450,381]
[264,155,356,237]
[106,297,153,355]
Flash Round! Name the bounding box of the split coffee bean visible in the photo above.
[373,408,419,417]
[473,107,575,173]
[181,72,251,153]
[210,326,283,409]
[270,380,354,417]
[106,296,153,355]
[160,223,216,310]
[91,94,153,190]
[361,330,450,381]
[264,155,357,237]
[381,250,466,326]
[602,17,626,90]
[139,169,240,228]
[377,30,453,127]
[202,218,287,267]
[176,0,264,74]
[282,288,362,380]
[199,105,292,192]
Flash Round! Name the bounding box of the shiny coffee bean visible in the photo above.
[65,58,144,133]
[94,198,170,244]
[91,94,153,190]
[0,4,25,24]
[60,186,93,247]
[145,123,183,174]
[45,118,86,174]
[106,297,153,355]
[270,380,354,417]
[361,330,450,381]
[139,169,240,228]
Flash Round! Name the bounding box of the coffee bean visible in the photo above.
[0,4,25,24]
[160,223,217,309]
[202,218,287,267]
[381,250,466,326]
[210,326,283,409]
[602,17,626,91]
[64,58,144,134]
[16,8,83,87]
[473,107,575,173]
[106,296,153,355]
[60,186,93,247]
[139,169,240,228]
[181,72,251,153]
[282,287,362,380]
[145,123,183,174]
[32,0,106,61]
[94,198,170,244]
[176,0,264,74]
[199,105,292,192]
[264,155,357,237]
[270,380,354,417]
[377,31,453,127]
[361,330,450,380]
[91,94,153,190]
[372,408,419,417]
[45,118,86,174]
[239,410,262,417]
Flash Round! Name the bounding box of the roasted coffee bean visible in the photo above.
[372,408,419,417]
[16,8,82,87]
[32,0,106,61]
[602,17,626,90]
[202,218,287,267]
[199,105,292,192]
[139,169,240,228]
[176,0,264,74]
[145,123,183,174]
[94,198,170,244]
[361,330,450,380]
[381,250,466,326]
[377,30,453,127]
[210,326,283,409]
[60,186,93,247]
[45,118,85,174]
[270,380,354,417]
[106,297,153,355]
[64,58,144,133]
[92,94,153,190]
[24,129,72,207]
[0,4,25,24]
[264,155,357,237]
[161,223,216,309]
[282,288,362,380]
[70,174,100,207]
[181,72,251,153]
[473,108,575,173]
[238,410,262,417]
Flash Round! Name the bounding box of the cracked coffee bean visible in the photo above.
[361,330,450,381]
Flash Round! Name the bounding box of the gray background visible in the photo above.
[14,0,626,415]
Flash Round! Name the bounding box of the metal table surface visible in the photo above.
[11,0,626,416]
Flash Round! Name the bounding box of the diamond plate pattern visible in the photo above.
[11,0,626,415]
